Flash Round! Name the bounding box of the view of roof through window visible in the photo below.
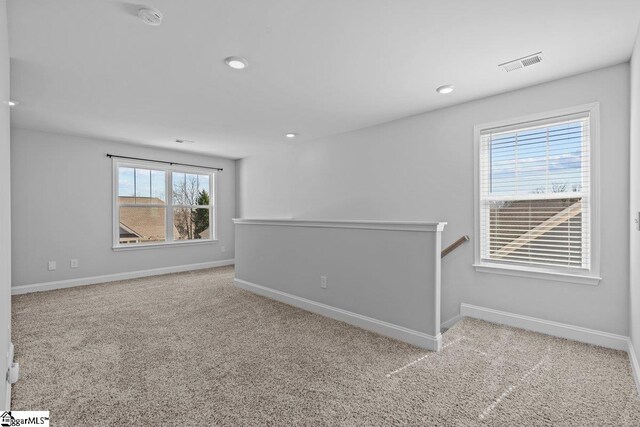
[116,167,213,245]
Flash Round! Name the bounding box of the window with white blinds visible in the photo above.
[476,106,598,277]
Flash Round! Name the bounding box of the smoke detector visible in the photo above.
[499,52,543,72]
[138,7,163,26]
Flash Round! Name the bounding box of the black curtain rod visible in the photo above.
[106,154,223,171]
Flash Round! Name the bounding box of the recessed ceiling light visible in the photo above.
[176,139,195,144]
[285,133,297,138]
[7,100,17,107]
[436,85,455,94]
[225,56,248,70]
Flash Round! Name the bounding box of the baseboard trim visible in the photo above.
[460,303,629,351]
[234,278,441,351]
[441,315,461,330]
[11,259,235,295]
[4,382,9,411]
[628,340,640,397]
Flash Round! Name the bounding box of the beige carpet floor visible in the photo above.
[11,266,640,426]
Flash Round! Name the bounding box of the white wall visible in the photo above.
[0,0,10,409]
[236,147,295,218]
[630,27,640,369]
[11,128,236,287]
[238,63,631,336]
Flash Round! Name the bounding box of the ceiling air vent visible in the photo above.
[499,52,543,72]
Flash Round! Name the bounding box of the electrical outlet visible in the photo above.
[48,261,56,271]
[70,259,79,268]
[320,276,328,289]
[221,246,226,253]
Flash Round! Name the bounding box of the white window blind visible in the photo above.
[479,111,591,270]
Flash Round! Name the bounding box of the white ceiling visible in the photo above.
[7,0,640,159]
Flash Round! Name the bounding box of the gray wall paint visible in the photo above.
[630,29,640,356]
[234,221,443,346]
[0,0,10,409]
[238,64,630,336]
[11,128,236,287]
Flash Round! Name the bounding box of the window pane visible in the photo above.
[173,172,211,206]
[119,207,166,244]
[151,170,166,202]
[118,167,135,197]
[172,173,186,205]
[196,185,210,207]
[117,168,166,204]
[173,208,210,240]
[135,169,151,198]
[198,175,209,196]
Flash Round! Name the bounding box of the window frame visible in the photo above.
[112,158,217,250]
[473,103,601,286]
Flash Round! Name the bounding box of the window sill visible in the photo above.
[113,239,218,251]
[472,263,601,286]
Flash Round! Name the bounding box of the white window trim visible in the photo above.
[473,102,601,286]
[112,158,218,250]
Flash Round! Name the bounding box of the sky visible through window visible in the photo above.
[489,121,584,197]
[118,168,211,204]
[118,167,166,201]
